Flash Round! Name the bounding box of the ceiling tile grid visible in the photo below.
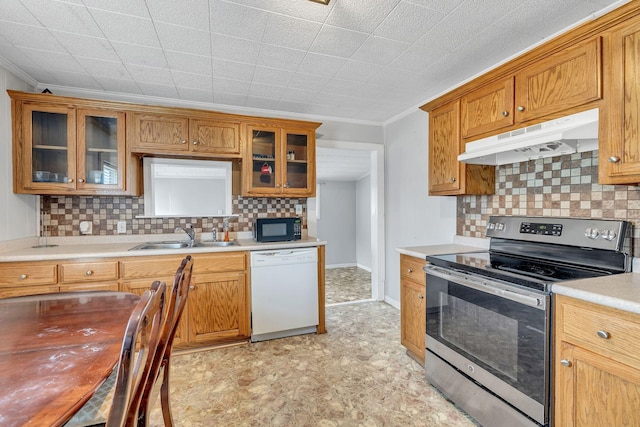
[0,0,629,124]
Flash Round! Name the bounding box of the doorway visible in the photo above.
[308,140,385,305]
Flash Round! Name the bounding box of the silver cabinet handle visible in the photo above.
[502,111,509,117]
[189,285,195,290]
[192,141,198,145]
[407,268,413,273]
[78,178,85,183]
[418,293,424,299]
[85,270,93,276]
[560,359,572,367]
[597,330,610,339]
[67,178,74,183]
[450,177,456,183]
[517,106,525,112]
[19,274,27,280]
[181,139,187,144]
[609,156,620,163]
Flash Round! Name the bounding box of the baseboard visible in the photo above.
[356,263,371,272]
[384,296,400,309]
[326,263,356,269]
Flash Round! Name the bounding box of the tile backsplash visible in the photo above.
[41,195,306,237]
[457,150,640,255]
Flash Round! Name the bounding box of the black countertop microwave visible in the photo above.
[253,217,302,242]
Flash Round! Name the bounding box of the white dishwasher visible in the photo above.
[250,247,319,342]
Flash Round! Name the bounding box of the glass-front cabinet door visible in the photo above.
[24,103,76,190]
[77,109,125,191]
[283,129,314,196]
[245,125,281,195]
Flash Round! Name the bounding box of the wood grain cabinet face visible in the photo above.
[554,295,640,426]
[129,112,241,158]
[461,78,515,139]
[600,17,640,184]
[400,255,426,363]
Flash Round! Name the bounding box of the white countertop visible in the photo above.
[552,274,640,315]
[0,235,326,262]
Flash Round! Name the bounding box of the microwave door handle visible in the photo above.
[424,265,546,310]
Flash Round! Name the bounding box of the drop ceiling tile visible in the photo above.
[325,0,401,33]
[390,43,447,72]
[287,72,330,91]
[177,87,214,103]
[256,44,306,72]
[450,0,523,26]
[82,0,150,18]
[0,22,66,53]
[0,44,56,80]
[418,14,487,53]
[334,59,383,82]
[314,91,355,106]
[75,57,131,79]
[262,14,323,51]
[88,9,161,48]
[51,32,119,61]
[49,71,102,89]
[137,82,179,98]
[245,95,280,110]
[145,0,210,30]
[405,0,466,14]
[248,82,285,99]
[1,0,39,25]
[126,63,174,85]
[309,25,368,58]
[211,34,261,63]
[297,53,347,77]
[374,1,444,43]
[211,58,254,82]
[165,50,213,75]
[212,77,251,96]
[171,70,213,90]
[154,22,211,57]
[224,0,334,23]
[280,87,319,104]
[93,76,142,94]
[21,49,85,73]
[20,0,102,37]
[252,66,293,87]
[210,0,269,41]
[213,91,247,105]
[111,41,168,68]
[351,36,409,65]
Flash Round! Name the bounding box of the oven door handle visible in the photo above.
[424,264,547,310]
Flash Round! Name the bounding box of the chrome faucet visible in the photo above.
[175,224,196,246]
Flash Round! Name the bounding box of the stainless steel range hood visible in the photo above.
[458,108,599,165]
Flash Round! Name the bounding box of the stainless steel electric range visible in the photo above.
[423,216,632,427]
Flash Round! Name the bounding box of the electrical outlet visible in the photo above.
[295,204,303,215]
[117,221,127,234]
[79,221,92,235]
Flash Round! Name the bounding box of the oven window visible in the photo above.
[439,293,518,380]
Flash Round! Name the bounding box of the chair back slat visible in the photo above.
[106,282,166,427]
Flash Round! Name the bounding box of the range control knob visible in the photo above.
[601,229,617,241]
[584,228,600,239]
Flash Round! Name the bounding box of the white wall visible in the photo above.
[0,64,37,242]
[316,181,357,267]
[356,174,371,270]
[383,109,457,305]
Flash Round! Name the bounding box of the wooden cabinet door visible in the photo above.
[0,285,58,299]
[187,271,248,344]
[600,18,640,184]
[514,37,602,122]
[555,341,640,427]
[429,100,462,195]
[243,124,282,196]
[400,278,425,363]
[282,128,315,197]
[189,119,240,156]
[129,113,189,153]
[461,77,515,139]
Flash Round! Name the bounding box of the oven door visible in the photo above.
[424,264,550,424]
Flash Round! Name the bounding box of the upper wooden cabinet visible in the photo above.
[600,15,640,184]
[9,92,136,195]
[128,112,241,158]
[242,120,319,197]
[461,77,515,139]
[429,100,495,196]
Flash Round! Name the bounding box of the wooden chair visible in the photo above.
[64,281,167,427]
[134,255,194,427]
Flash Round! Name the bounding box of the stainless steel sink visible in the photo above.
[129,241,191,250]
[193,240,237,247]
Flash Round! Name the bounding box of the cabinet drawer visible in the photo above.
[193,252,246,274]
[400,255,426,286]
[120,256,185,280]
[0,263,57,286]
[59,261,118,283]
[558,296,640,367]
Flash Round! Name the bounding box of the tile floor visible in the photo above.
[325,267,371,305]
[148,302,476,427]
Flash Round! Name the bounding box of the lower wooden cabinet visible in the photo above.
[554,295,640,426]
[400,254,426,363]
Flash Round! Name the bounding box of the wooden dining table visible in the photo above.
[0,291,140,427]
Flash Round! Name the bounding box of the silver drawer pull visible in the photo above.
[189,285,195,290]
[597,330,610,339]
[19,274,27,280]
[418,293,424,299]
[560,359,572,367]
[407,268,413,273]
[85,270,94,276]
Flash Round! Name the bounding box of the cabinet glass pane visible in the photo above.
[251,129,276,189]
[32,111,68,183]
[285,132,308,189]
[85,115,119,185]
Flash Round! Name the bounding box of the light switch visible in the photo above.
[295,204,303,215]
[117,221,126,234]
